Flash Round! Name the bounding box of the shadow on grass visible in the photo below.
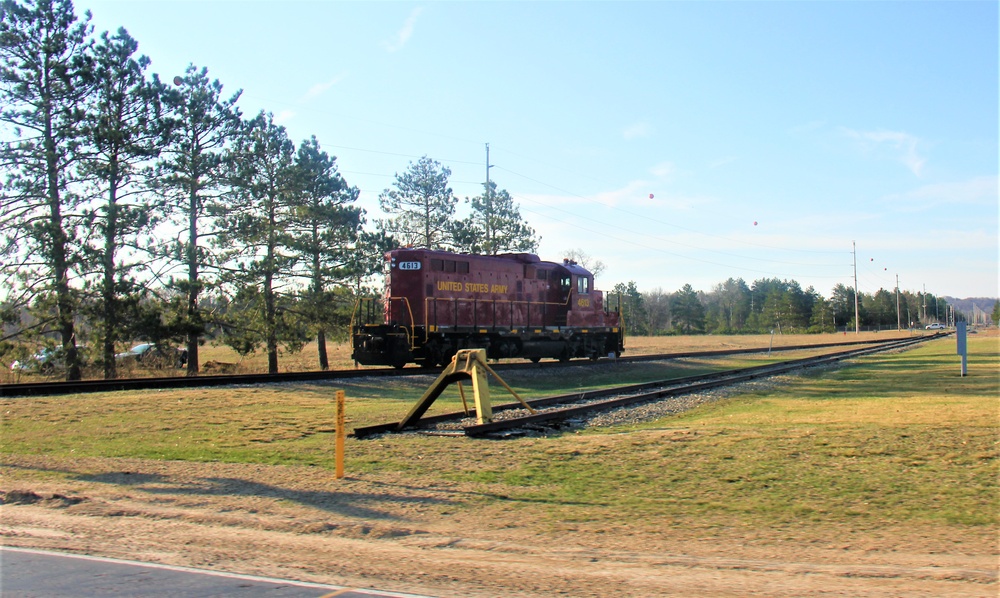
[96,474,458,521]
[3,462,456,521]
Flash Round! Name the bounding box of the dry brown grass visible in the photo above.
[0,328,960,383]
[622,330,916,355]
[185,330,926,372]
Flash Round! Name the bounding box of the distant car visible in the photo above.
[10,347,61,372]
[116,343,187,368]
[925,323,946,330]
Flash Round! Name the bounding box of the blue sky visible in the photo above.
[81,1,998,299]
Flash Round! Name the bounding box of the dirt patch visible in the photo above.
[1,454,995,597]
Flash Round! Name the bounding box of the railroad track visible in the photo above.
[354,334,936,439]
[1,334,943,398]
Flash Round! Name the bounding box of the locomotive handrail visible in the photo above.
[351,296,419,351]
[389,296,418,350]
[348,297,369,331]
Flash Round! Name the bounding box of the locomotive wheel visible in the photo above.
[529,356,541,364]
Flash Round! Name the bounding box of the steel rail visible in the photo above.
[1,334,945,398]
[353,335,934,439]
[462,336,928,437]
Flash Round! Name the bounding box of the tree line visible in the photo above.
[1,0,537,380]
[4,2,990,382]
[611,278,965,336]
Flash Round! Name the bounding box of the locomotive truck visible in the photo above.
[352,248,624,368]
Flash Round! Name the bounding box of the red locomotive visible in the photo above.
[352,248,624,368]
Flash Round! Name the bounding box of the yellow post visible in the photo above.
[335,389,345,479]
[468,348,492,424]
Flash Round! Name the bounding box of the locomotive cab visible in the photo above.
[555,260,605,327]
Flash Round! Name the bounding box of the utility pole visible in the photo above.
[895,274,901,331]
[922,284,927,323]
[485,143,494,254]
[852,241,860,334]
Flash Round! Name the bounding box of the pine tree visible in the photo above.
[671,284,706,334]
[1,0,94,380]
[611,281,645,335]
[288,136,363,370]
[377,156,457,249]
[216,111,297,374]
[453,181,538,255]
[80,27,164,378]
[156,64,241,375]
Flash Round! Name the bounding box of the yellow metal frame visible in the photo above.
[396,349,536,430]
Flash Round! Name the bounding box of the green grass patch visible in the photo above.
[478,337,998,527]
[2,336,997,530]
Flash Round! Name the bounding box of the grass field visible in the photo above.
[3,329,925,383]
[1,333,996,533]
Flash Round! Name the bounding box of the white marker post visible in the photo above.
[956,322,968,377]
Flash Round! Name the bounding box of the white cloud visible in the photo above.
[622,122,652,140]
[273,109,296,125]
[881,176,998,210]
[709,156,737,169]
[517,180,704,214]
[384,7,424,53]
[870,227,997,252]
[303,73,347,102]
[789,120,827,135]
[842,127,927,176]
[593,179,657,207]
[649,161,674,179]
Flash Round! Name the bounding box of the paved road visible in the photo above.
[1,547,428,597]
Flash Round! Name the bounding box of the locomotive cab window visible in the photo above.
[577,277,590,294]
[560,276,571,291]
